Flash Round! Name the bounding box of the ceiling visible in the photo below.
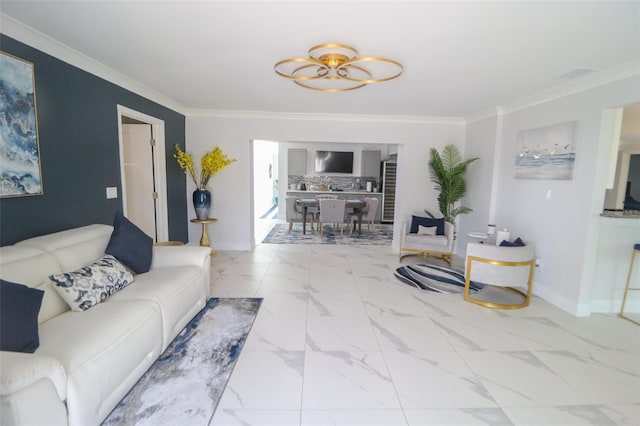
[2,1,639,118]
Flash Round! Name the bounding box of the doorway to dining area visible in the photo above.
[252,140,399,245]
[252,140,280,243]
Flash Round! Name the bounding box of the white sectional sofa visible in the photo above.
[0,224,212,426]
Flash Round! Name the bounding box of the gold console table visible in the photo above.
[190,218,218,256]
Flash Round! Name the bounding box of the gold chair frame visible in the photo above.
[464,255,535,309]
[619,246,640,326]
[400,248,453,266]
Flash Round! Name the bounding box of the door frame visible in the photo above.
[116,105,169,241]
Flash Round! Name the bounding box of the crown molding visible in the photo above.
[501,60,640,115]
[1,13,188,115]
[465,106,505,124]
[185,108,466,125]
[464,61,640,122]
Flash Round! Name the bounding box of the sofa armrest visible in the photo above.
[0,351,66,400]
[1,352,68,426]
[151,245,211,269]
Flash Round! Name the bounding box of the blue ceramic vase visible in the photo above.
[193,188,211,220]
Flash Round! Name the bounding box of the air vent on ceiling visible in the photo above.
[556,68,596,80]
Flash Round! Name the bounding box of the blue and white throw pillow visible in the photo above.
[49,255,134,311]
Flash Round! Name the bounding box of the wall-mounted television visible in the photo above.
[315,150,354,173]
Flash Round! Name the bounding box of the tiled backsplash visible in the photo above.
[288,175,379,192]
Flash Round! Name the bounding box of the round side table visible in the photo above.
[468,231,489,244]
[190,218,218,256]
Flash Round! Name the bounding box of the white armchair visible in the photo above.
[464,242,535,309]
[399,220,454,266]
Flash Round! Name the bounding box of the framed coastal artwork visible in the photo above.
[0,51,43,197]
[515,121,578,180]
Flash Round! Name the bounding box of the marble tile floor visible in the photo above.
[208,244,640,426]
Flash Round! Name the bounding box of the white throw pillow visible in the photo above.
[49,255,134,311]
[417,225,438,236]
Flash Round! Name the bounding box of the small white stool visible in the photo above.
[619,243,640,326]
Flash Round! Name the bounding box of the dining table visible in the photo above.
[296,198,367,235]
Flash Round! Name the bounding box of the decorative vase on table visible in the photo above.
[193,188,211,220]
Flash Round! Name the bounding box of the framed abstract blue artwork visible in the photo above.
[0,51,43,197]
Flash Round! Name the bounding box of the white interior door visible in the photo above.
[123,123,157,239]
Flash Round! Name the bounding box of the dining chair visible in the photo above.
[311,194,339,230]
[285,196,314,233]
[351,197,379,233]
[318,198,347,236]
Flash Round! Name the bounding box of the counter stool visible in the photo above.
[619,243,640,326]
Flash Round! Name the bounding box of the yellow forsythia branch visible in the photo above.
[173,144,236,189]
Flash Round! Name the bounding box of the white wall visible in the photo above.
[186,115,465,250]
[487,76,640,315]
[458,115,499,254]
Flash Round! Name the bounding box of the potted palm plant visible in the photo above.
[425,144,478,223]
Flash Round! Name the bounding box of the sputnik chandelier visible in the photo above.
[274,43,403,92]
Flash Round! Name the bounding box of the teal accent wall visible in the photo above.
[0,35,188,245]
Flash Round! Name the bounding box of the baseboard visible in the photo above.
[591,298,640,314]
[187,241,252,251]
[532,283,586,316]
[533,281,640,316]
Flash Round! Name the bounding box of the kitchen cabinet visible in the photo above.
[288,148,307,175]
[361,150,381,178]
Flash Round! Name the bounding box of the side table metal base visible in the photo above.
[190,218,218,256]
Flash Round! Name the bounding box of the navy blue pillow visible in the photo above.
[500,237,526,247]
[410,215,445,235]
[0,279,44,353]
[105,211,153,274]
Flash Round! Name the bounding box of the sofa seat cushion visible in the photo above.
[37,299,163,426]
[404,233,449,248]
[108,266,207,350]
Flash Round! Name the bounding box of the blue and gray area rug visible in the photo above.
[395,263,484,293]
[262,222,393,245]
[102,298,262,426]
